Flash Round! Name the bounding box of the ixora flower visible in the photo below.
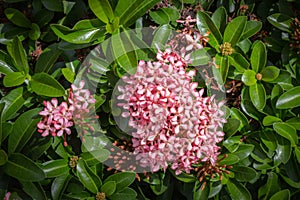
[117,49,226,175]
[37,80,96,146]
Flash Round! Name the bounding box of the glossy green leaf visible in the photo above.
[229,52,249,72]
[280,174,300,188]
[104,171,136,192]
[8,108,41,154]
[267,13,292,33]
[0,50,14,75]
[3,72,26,87]
[295,147,300,164]
[211,6,227,32]
[232,144,255,160]
[263,116,282,126]
[249,83,266,110]
[250,41,266,72]
[190,48,210,66]
[4,8,31,28]
[258,172,280,200]
[30,73,65,97]
[0,103,4,143]
[6,37,29,74]
[197,11,222,48]
[35,9,54,27]
[151,24,172,48]
[270,189,290,200]
[88,0,114,23]
[193,180,209,200]
[215,54,229,83]
[223,118,240,137]
[276,86,300,109]
[226,179,251,200]
[29,23,40,40]
[4,153,45,181]
[114,0,161,27]
[109,187,137,200]
[51,174,72,200]
[81,149,110,166]
[231,166,257,182]
[223,16,247,46]
[230,107,249,131]
[101,181,116,197]
[0,150,8,166]
[62,68,75,83]
[42,159,69,178]
[274,134,291,164]
[0,87,25,121]
[240,20,262,41]
[20,181,47,200]
[286,117,300,130]
[51,24,106,44]
[150,8,180,25]
[261,66,280,82]
[35,44,62,73]
[242,69,257,86]
[111,30,137,74]
[76,159,102,194]
[273,122,298,146]
[41,0,63,12]
[218,154,240,165]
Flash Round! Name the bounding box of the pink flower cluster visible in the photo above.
[117,49,226,175]
[37,81,96,146]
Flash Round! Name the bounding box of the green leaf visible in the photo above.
[35,43,62,73]
[286,117,300,130]
[190,48,210,66]
[258,172,280,200]
[35,9,54,27]
[6,37,29,74]
[223,16,247,46]
[111,30,137,74]
[250,41,266,72]
[81,149,110,166]
[229,52,249,72]
[51,174,72,200]
[109,187,137,200]
[51,24,106,44]
[197,11,222,48]
[263,116,282,126]
[267,13,293,33]
[114,0,161,27]
[276,86,300,109]
[104,171,136,192]
[193,180,209,200]
[8,108,41,154]
[226,179,251,200]
[280,174,300,188]
[249,83,266,110]
[215,54,229,83]
[30,73,65,97]
[261,66,280,82]
[242,69,257,86]
[3,72,26,87]
[211,6,227,32]
[231,166,257,182]
[41,0,63,12]
[150,8,180,25]
[101,181,116,197]
[41,159,69,178]
[76,159,102,194]
[62,68,75,83]
[20,181,47,200]
[88,0,114,23]
[223,118,240,137]
[151,24,172,48]
[0,87,25,121]
[230,107,249,131]
[4,8,31,28]
[218,154,240,165]
[4,153,45,181]
[232,144,255,160]
[0,50,14,75]
[0,150,8,166]
[274,134,291,164]
[240,20,262,41]
[29,23,40,40]
[270,189,290,200]
[273,122,298,146]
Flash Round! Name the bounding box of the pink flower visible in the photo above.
[4,192,11,200]
[117,49,226,174]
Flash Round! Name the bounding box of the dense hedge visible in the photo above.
[0,0,300,199]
